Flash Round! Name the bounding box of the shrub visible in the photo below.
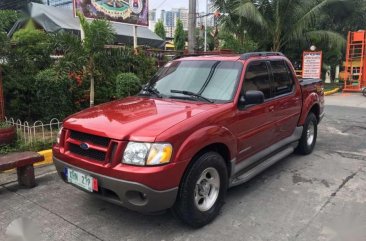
[115,73,141,98]
[0,137,54,155]
[33,69,75,121]
[0,121,10,128]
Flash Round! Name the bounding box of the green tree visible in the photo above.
[219,32,258,53]
[4,20,52,120]
[214,0,346,52]
[0,10,22,33]
[174,19,185,50]
[154,20,166,40]
[318,0,366,36]
[77,12,115,107]
[0,0,42,11]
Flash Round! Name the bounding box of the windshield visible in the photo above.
[149,60,243,102]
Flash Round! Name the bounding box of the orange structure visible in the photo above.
[343,31,366,92]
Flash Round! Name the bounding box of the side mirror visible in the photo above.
[238,90,265,109]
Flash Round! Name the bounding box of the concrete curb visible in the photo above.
[324,88,340,96]
[36,149,53,167]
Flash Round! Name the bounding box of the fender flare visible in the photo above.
[298,92,320,126]
[175,125,237,166]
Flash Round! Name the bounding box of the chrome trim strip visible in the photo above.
[232,126,303,176]
[239,146,252,154]
[230,146,295,187]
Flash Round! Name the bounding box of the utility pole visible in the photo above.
[188,0,196,53]
[204,0,208,52]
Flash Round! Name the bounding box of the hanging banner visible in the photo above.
[302,51,322,79]
[73,0,149,26]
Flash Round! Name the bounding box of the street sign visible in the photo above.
[73,0,149,26]
[302,51,322,79]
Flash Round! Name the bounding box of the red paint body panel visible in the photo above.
[53,54,324,191]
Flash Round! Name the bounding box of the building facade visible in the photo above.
[165,10,176,27]
[148,8,157,31]
[42,0,72,8]
[149,8,157,22]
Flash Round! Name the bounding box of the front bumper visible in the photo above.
[54,157,178,213]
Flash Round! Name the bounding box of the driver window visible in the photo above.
[243,61,271,99]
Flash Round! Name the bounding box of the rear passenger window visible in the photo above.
[243,62,271,99]
[271,61,294,96]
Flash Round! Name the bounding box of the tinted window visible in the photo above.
[271,61,294,96]
[243,61,271,99]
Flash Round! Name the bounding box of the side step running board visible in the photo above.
[230,146,294,187]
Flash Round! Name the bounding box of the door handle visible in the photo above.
[269,106,275,112]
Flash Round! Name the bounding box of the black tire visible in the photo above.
[296,112,318,155]
[362,88,366,97]
[172,151,228,228]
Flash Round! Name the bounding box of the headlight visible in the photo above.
[123,142,173,166]
[56,126,63,144]
[146,143,173,165]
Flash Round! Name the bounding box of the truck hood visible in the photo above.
[63,97,217,142]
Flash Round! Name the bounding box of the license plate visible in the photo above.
[65,167,98,192]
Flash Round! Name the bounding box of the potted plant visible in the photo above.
[0,67,16,145]
[0,121,16,145]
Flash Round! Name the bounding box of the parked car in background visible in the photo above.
[53,52,324,227]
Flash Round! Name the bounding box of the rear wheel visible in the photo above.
[362,88,366,97]
[296,112,318,155]
[173,151,228,228]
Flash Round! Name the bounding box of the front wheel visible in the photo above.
[173,151,228,228]
[296,112,318,155]
[362,88,366,97]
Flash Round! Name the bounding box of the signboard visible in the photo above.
[73,0,149,26]
[302,51,322,79]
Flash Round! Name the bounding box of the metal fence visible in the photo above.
[5,117,62,145]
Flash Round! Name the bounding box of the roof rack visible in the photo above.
[173,50,236,60]
[239,52,284,60]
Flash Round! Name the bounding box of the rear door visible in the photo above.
[269,60,302,141]
[232,61,277,162]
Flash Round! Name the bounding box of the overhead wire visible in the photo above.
[153,0,169,9]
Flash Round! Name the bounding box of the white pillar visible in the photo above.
[325,65,331,83]
[335,65,340,82]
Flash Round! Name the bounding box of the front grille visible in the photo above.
[69,143,106,162]
[70,130,110,147]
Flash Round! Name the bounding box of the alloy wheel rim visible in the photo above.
[194,167,220,212]
[307,122,315,146]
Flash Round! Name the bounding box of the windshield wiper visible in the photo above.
[170,90,214,103]
[141,85,162,98]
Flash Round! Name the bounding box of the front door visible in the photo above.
[230,61,277,163]
[269,60,302,141]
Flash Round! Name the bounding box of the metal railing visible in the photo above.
[5,117,62,145]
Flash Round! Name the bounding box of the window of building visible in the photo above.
[352,67,361,74]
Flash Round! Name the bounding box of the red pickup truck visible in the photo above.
[53,52,324,227]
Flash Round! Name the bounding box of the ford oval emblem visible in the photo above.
[80,143,89,150]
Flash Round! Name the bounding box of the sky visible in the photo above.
[149,0,208,14]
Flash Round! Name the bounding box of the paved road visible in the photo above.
[1,93,365,241]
